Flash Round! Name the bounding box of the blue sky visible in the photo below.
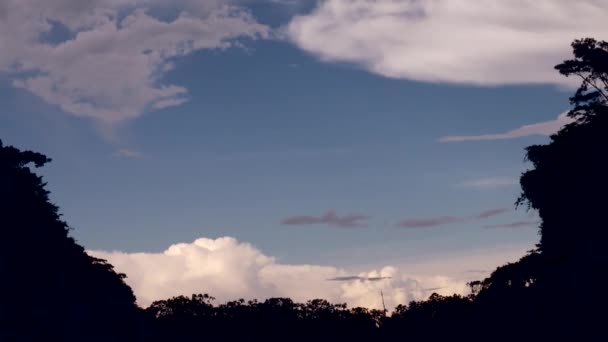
[1,0,605,308]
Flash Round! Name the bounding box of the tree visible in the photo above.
[513,38,608,339]
[451,38,608,342]
[385,293,473,340]
[0,140,143,342]
[518,38,608,260]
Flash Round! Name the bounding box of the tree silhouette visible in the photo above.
[504,38,608,340]
[2,37,607,342]
[0,140,144,341]
[384,293,473,340]
[518,39,608,260]
[147,293,385,341]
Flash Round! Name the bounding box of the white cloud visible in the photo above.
[458,177,518,189]
[90,236,470,309]
[287,0,608,85]
[440,112,575,142]
[0,0,270,123]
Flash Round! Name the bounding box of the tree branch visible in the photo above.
[576,72,608,103]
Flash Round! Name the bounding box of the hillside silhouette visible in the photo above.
[1,38,606,341]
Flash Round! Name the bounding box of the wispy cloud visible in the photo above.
[398,216,466,229]
[398,208,511,228]
[282,210,370,229]
[458,177,518,189]
[440,112,574,142]
[327,276,391,282]
[422,287,444,292]
[477,208,511,219]
[483,221,540,229]
[113,148,143,159]
[464,270,490,274]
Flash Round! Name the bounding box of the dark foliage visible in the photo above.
[514,38,608,340]
[147,295,384,341]
[0,140,147,341]
[2,38,607,342]
[383,293,473,340]
[519,38,608,261]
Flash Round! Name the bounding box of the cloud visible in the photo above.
[483,221,540,229]
[327,276,391,282]
[287,0,608,85]
[458,177,519,189]
[422,287,444,292]
[398,207,510,228]
[440,112,575,142]
[89,236,469,309]
[1,0,270,124]
[476,208,511,219]
[281,210,370,228]
[113,148,143,159]
[397,216,465,229]
[465,270,490,274]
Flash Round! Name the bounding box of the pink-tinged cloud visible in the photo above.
[439,112,574,142]
[476,208,511,219]
[113,148,143,159]
[458,177,518,189]
[398,208,511,228]
[281,210,370,228]
[398,216,466,228]
[327,276,391,282]
[483,221,540,229]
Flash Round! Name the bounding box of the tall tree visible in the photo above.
[450,38,608,341]
[0,140,142,341]
[515,38,608,339]
[518,38,608,260]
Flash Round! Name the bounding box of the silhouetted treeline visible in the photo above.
[148,295,385,341]
[0,141,150,341]
[1,38,606,341]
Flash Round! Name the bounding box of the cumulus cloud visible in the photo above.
[89,236,469,309]
[281,210,370,228]
[483,221,540,229]
[287,0,608,85]
[458,177,519,189]
[440,112,575,142]
[0,0,269,123]
[398,207,510,228]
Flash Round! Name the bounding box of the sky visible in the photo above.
[1,0,607,309]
